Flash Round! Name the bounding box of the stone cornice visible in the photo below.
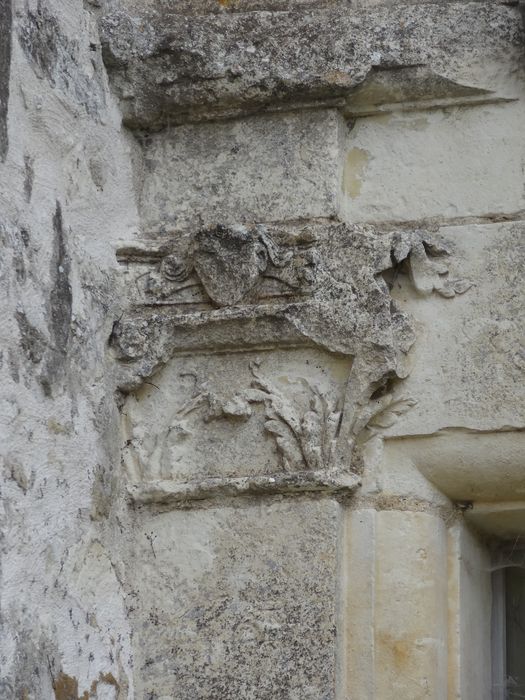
[100,2,522,128]
[112,220,471,504]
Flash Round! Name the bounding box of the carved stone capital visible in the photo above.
[113,221,470,504]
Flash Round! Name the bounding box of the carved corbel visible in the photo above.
[112,221,469,505]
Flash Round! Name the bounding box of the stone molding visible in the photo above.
[100,2,521,128]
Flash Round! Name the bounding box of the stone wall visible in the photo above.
[1,0,524,698]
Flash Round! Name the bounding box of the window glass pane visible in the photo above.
[506,567,525,699]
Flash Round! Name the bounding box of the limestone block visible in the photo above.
[342,102,525,223]
[100,2,522,128]
[344,508,449,699]
[386,221,525,435]
[344,508,376,700]
[466,501,525,538]
[374,510,448,699]
[447,523,492,700]
[127,498,342,699]
[394,432,525,503]
[138,110,344,233]
[358,437,452,506]
[122,347,357,502]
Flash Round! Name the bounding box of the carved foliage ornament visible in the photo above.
[114,221,470,502]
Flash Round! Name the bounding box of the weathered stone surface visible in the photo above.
[18,0,105,118]
[100,2,522,127]
[137,110,344,232]
[0,0,11,161]
[122,347,357,503]
[342,102,525,223]
[0,0,138,694]
[127,499,342,699]
[115,0,337,18]
[113,220,469,491]
[2,0,525,696]
[386,221,525,435]
[114,222,465,373]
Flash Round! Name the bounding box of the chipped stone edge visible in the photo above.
[99,3,523,129]
[127,470,360,505]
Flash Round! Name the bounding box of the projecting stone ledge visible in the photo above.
[128,470,360,505]
[100,2,522,128]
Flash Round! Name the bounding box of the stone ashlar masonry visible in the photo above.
[0,0,524,698]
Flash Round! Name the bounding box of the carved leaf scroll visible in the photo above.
[362,395,418,439]
[166,359,342,473]
[247,360,342,472]
[392,231,473,298]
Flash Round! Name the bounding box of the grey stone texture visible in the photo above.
[137,110,344,231]
[1,0,524,698]
[0,0,11,161]
[100,1,522,127]
[127,499,341,699]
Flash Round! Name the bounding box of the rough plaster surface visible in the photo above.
[1,0,137,696]
[1,0,525,698]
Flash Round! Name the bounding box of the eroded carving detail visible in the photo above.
[122,348,355,503]
[359,395,418,443]
[248,360,341,472]
[170,359,342,472]
[392,231,472,298]
[115,221,469,503]
[140,224,317,307]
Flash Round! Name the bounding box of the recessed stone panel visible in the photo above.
[122,347,354,501]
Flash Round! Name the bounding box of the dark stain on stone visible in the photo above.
[53,672,79,700]
[90,462,117,520]
[18,1,103,116]
[0,0,12,161]
[15,311,47,364]
[49,202,72,351]
[13,249,26,283]
[90,672,119,695]
[0,680,14,698]
[6,628,57,698]
[20,227,30,247]
[40,202,72,396]
[24,154,34,202]
[18,0,61,85]
[52,671,119,700]
[8,347,20,382]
